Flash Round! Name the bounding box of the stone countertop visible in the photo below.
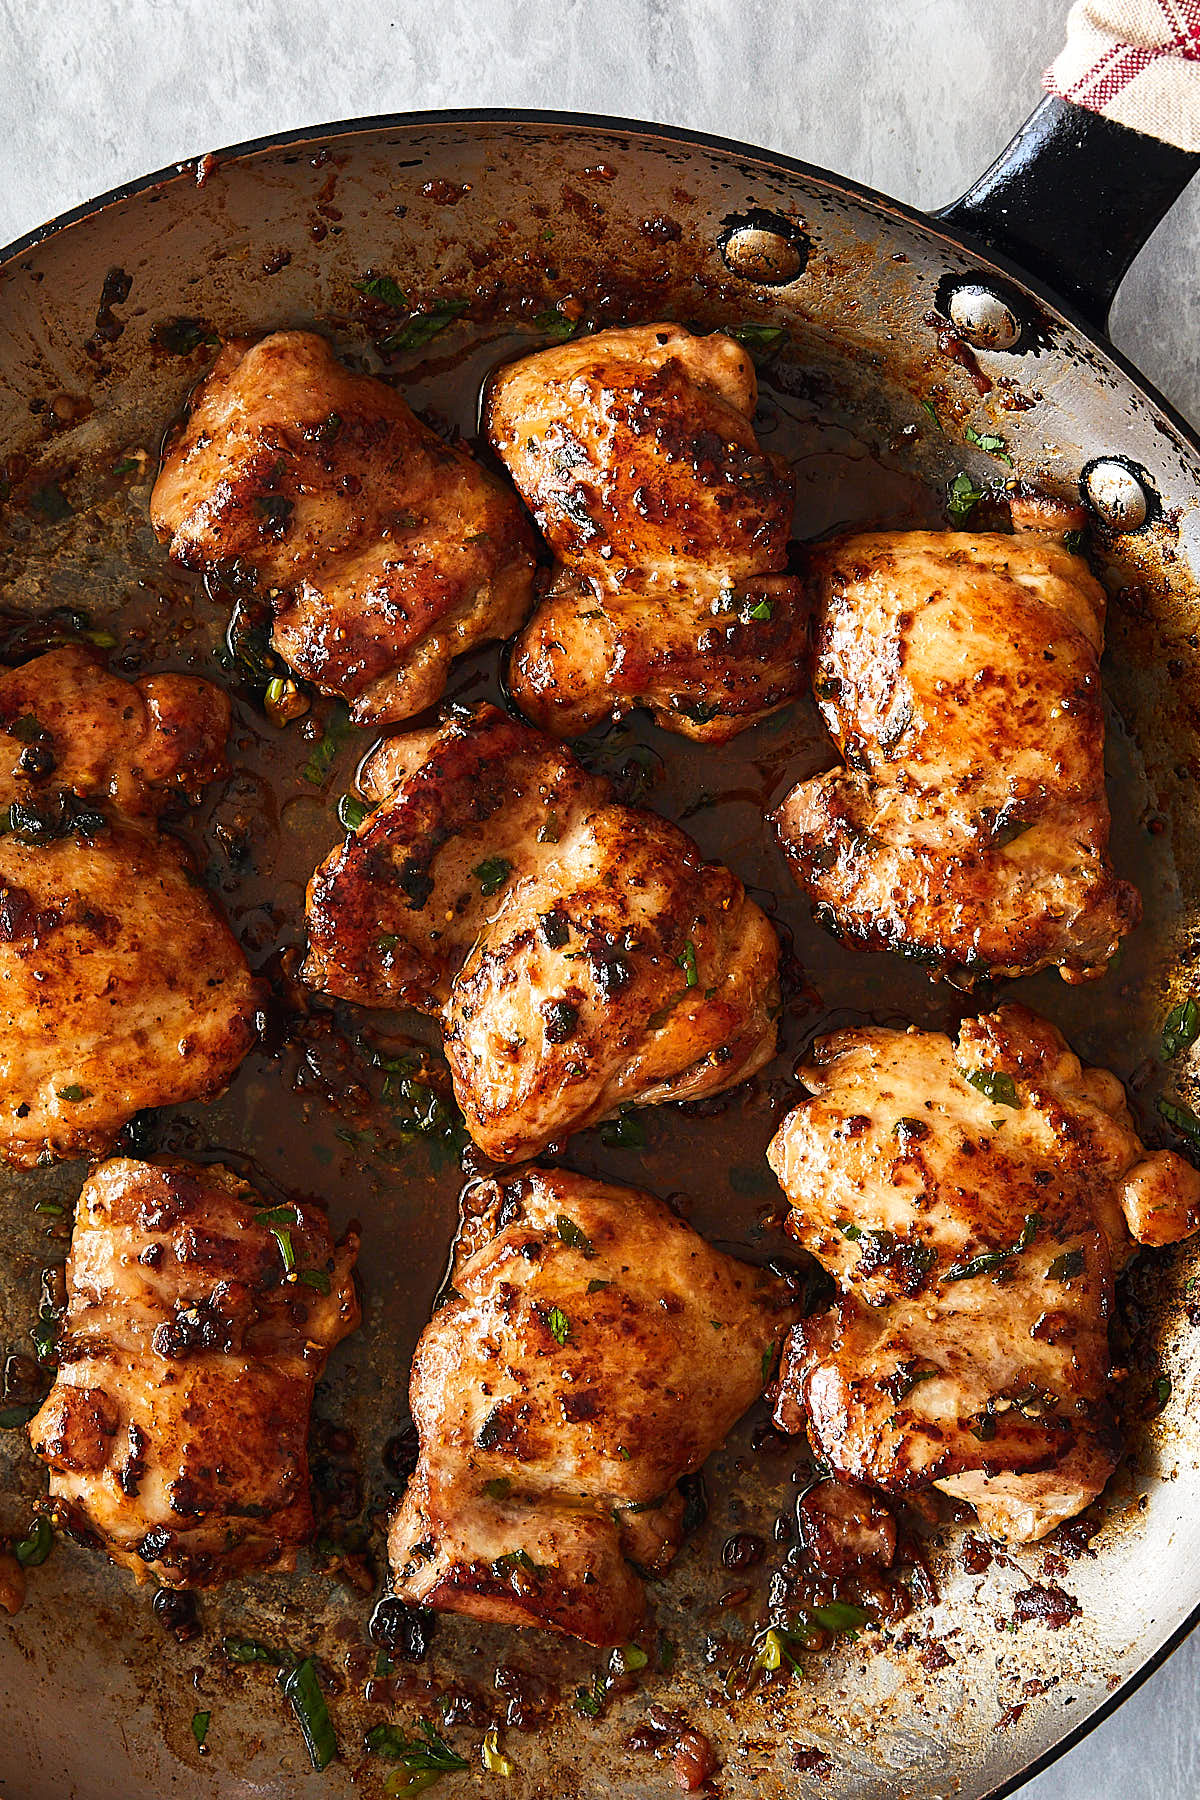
[1,3,1197,1796]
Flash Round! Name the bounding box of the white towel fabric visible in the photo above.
[1044,0,1200,150]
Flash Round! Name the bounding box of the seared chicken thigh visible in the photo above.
[303,703,779,1160]
[0,648,259,1166]
[389,1167,796,1644]
[769,1005,1200,1543]
[28,1157,359,1586]
[775,531,1139,981]
[487,324,806,741]
[151,331,536,725]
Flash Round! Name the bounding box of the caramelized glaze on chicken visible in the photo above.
[774,530,1140,981]
[0,648,259,1167]
[28,1158,359,1586]
[769,1005,1200,1543]
[487,323,806,741]
[303,703,779,1160]
[151,331,536,725]
[389,1167,796,1644]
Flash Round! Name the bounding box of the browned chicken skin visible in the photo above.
[151,330,537,725]
[0,648,259,1167]
[775,530,1140,981]
[28,1157,359,1586]
[389,1167,797,1644]
[487,323,807,742]
[769,1005,1200,1543]
[303,703,779,1160]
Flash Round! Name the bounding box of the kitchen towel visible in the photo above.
[1044,0,1200,149]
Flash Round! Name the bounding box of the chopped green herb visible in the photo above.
[253,493,294,536]
[301,701,354,787]
[536,811,561,845]
[921,398,942,433]
[1154,1373,1173,1411]
[482,1477,512,1501]
[297,1268,332,1295]
[354,273,409,310]
[586,1278,611,1294]
[729,322,785,351]
[222,1635,283,1665]
[279,1657,337,1772]
[1162,997,1200,1061]
[598,1108,645,1149]
[677,939,698,987]
[382,299,469,353]
[56,1084,86,1102]
[964,425,1013,465]
[745,598,772,621]
[674,696,720,725]
[191,1710,211,1752]
[943,1212,1041,1283]
[809,1600,874,1633]
[752,1626,807,1676]
[253,1204,300,1227]
[836,1219,862,1241]
[960,1065,1021,1109]
[947,471,984,527]
[111,457,140,477]
[338,791,370,832]
[481,1726,515,1775]
[545,1305,571,1346]
[556,1214,595,1258]
[14,1515,53,1568]
[1063,529,1086,555]
[610,1642,649,1675]
[573,1673,608,1718]
[151,316,219,355]
[492,1548,545,1580]
[532,308,577,341]
[473,855,512,897]
[1159,1096,1200,1145]
[1047,1247,1085,1281]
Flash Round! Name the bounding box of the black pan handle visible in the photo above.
[934,94,1200,332]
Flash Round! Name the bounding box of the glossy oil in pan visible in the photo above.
[1,106,1200,1800]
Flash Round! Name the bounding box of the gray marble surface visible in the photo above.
[0,2,1197,1795]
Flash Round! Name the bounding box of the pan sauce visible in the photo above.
[0,312,1193,1799]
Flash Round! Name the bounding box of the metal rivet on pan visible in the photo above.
[1080,457,1155,532]
[946,283,1022,351]
[718,211,809,285]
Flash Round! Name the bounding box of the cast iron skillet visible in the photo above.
[1,89,1200,1800]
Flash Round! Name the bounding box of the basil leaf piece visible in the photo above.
[947,471,984,527]
[381,300,469,353]
[959,1065,1020,1108]
[1159,1096,1200,1145]
[1162,996,1200,1061]
[279,1657,338,1772]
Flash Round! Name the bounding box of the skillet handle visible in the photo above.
[933,95,1199,333]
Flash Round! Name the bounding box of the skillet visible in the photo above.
[1,85,1200,1800]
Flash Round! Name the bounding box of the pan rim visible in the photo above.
[1,99,1197,1800]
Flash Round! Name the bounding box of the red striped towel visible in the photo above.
[1044,1,1200,148]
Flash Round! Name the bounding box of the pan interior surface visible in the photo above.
[1,116,1199,1800]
